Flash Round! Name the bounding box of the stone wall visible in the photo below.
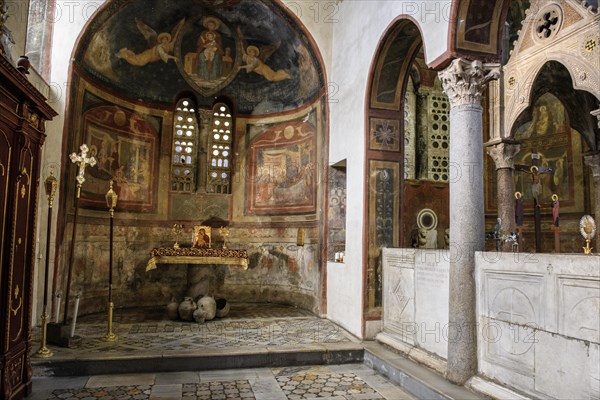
[378,248,450,373]
[379,248,599,399]
[474,251,599,399]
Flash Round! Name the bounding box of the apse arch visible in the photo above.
[509,60,599,151]
[68,0,327,114]
[52,0,331,319]
[363,17,451,323]
[433,0,511,69]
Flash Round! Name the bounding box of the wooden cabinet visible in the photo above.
[0,56,56,400]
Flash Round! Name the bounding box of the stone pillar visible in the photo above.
[198,108,212,191]
[485,140,520,251]
[438,58,500,385]
[584,152,600,246]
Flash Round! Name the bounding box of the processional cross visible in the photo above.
[69,144,96,198]
[514,149,552,252]
[63,144,96,325]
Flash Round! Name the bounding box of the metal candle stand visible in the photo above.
[103,180,118,342]
[36,170,57,358]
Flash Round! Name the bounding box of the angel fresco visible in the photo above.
[237,27,291,82]
[117,18,185,67]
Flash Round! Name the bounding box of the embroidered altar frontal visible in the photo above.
[146,248,249,271]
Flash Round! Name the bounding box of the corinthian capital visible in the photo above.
[584,152,600,178]
[486,141,520,170]
[438,59,500,108]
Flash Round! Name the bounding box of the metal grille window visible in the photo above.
[207,103,233,194]
[172,99,199,192]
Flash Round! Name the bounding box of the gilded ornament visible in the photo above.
[579,214,596,254]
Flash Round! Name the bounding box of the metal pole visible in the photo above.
[103,180,117,341]
[37,172,57,357]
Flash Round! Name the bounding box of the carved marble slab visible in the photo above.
[476,251,600,399]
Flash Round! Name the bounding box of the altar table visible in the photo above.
[146,247,249,271]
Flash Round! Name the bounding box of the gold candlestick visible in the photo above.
[103,180,118,342]
[172,224,183,249]
[219,226,230,249]
[37,169,57,358]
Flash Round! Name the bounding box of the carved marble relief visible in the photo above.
[477,253,600,399]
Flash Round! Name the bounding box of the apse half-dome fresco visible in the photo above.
[78,0,323,114]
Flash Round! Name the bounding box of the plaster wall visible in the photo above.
[4,0,29,64]
[31,1,98,324]
[326,0,451,338]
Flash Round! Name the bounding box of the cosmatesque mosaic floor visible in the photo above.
[33,303,354,356]
[30,304,414,399]
[31,364,415,400]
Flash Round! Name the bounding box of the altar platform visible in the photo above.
[32,303,362,377]
[30,303,483,400]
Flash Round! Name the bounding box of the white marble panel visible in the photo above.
[476,252,600,399]
[482,272,544,327]
[414,254,449,358]
[382,248,416,344]
[481,318,534,376]
[557,276,600,343]
[534,331,590,399]
[590,343,600,400]
[382,249,449,361]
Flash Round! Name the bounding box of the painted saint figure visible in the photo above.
[117,18,185,66]
[197,17,223,81]
[194,228,210,248]
[515,191,524,227]
[551,194,560,227]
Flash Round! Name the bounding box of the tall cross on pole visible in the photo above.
[70,144,96,198]
[63,144,96,325]
[515,149,552,252]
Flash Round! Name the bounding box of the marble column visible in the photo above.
[198,108,212,191]
[438,58,500,385]
[486,140,520,251]
[584,152,600,246]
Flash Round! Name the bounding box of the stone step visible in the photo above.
[363,341,488,400]
[32,342,364,377]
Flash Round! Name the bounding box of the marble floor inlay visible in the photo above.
[182,380,255,400]
[30,365,415,400]
[275,372,382,399]
[48,385,153,400]
[33,304,355,358]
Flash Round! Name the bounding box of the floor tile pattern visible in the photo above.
[48,385,152,399]
[275,372,382,399]
[35,304,353,357]
[30,364,415,400]
[182,380,255,400]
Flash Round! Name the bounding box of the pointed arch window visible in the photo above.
[207,102,233,194]
[171,98,199,192]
